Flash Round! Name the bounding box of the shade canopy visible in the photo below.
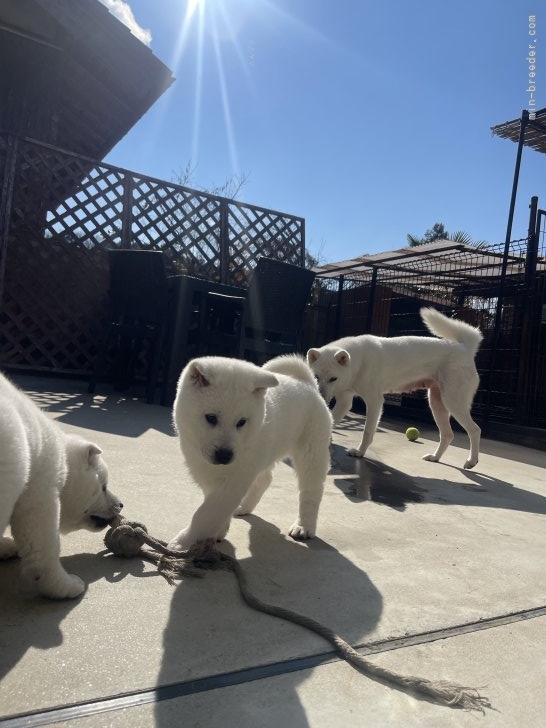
[491,108,546,154]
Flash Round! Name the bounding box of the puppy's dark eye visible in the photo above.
[102,484,107,492]
[328,377,338,383]
[205,414,218,426]
[236,418,247,429]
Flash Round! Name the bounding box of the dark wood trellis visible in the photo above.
[0,133,305,374]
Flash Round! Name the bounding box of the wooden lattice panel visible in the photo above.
[131,177,222,279]
[11,142,99,231]
[1,235,108,372]
[228,202,304,283]
[45,165,125,251]
[0,134,306,375]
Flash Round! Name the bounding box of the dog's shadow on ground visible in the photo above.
[330,444,426,511]
[0,551,157,681]
[330,443,546,516]
[153,515,383,728]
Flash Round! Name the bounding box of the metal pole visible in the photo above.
[525,195,539,286]
[334,275,344,339]
[365,266,378,333]
[503,109,529,248]
[516,196,541,423]
[483,110,529,433]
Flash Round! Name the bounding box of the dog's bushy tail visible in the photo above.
[263,354,318,387]
[420,307,483,355]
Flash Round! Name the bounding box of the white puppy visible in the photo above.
[168,355,332,550]
[307,308,483,469]
[0,372,123,598]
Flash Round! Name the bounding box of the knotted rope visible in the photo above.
[104,516,491,713]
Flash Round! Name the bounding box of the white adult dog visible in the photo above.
[307,308,483,469]
[0,372,123,598]
[168,355,332,551]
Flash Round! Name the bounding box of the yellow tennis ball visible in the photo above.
[405,427,420,441]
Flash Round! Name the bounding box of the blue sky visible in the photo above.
[102,0,543,264]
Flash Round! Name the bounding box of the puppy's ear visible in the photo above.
[334,349,350,366]
[188,361,211,388]
[307,348,321,364]
[86,443,102,465]
[252,371,279,394]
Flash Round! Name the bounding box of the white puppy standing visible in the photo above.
[307,308,483,469]
[0,372,123,598]
[168,355,332,551]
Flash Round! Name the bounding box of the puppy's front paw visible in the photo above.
[288,522,315,540]
[0,536,18,560]
[42,572,86,600]
[422,453,440,462]
[215,522,230,542]
[167,535,192,552]
[234,505,249,517]
[463,457,478,470]
[346,447,364,458]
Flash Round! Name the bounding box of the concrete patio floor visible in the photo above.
[1,374,546,727]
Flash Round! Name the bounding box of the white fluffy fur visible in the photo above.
[168,354,333,550]
[307,308,483,469]
[0,372,123,598]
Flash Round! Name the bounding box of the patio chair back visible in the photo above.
[108,249,169,325]
[240,257,316,363]
[88,249,170,403]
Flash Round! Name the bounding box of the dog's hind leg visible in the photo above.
[11,480,85,599]
[289,443,330,540]
[423,385,454,464]
[440,388,481,469]
[234,469,273,517]
[0,491,20,560]
[0,536,18,560]
[0,433,29,560]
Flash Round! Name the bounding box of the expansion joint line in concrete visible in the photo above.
[2,604,545,727]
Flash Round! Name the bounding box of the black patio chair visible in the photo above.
[239,257,316,364]
[88,249,170,404]
[189,290,246,357]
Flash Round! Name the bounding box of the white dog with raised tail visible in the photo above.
[0,372,123,599]
[307,308,483,469]
[168,354,332,551]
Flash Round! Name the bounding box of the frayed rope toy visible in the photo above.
[104,516,492,714]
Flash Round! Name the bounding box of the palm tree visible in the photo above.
[407,223,490,249]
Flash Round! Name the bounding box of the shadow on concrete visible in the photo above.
[11,374,174,437]
[154,516,383,728]
[330,443,546,517]
[0,551,158,682]
[330,444,426,511]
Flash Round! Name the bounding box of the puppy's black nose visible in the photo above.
[214,447,233,465]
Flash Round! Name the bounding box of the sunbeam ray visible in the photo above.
[210,8,240,175]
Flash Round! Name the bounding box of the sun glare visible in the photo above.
[170,0,248,175]
[169,0,330,181]
[186,0,206,21]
